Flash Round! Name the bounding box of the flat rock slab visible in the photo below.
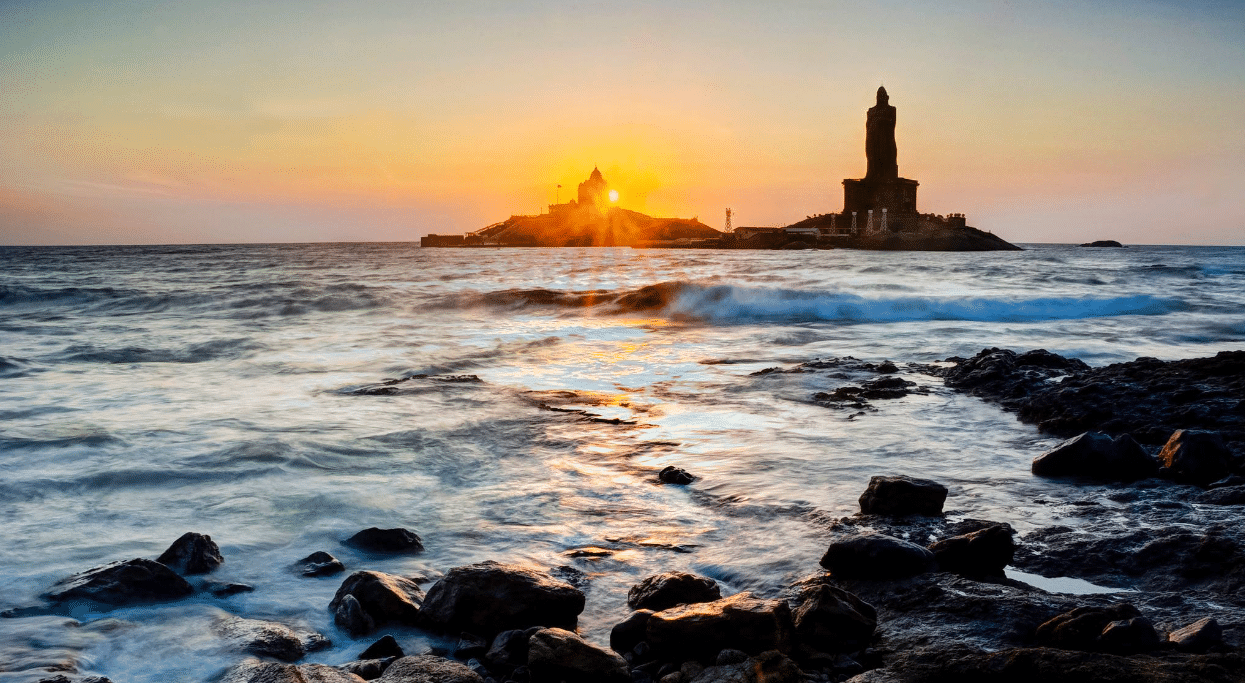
[214,615,321,662]
[375,655,483,683]
[527,627,630,683]
[44,558,194,606]
[345,528,425,554]
[419,561,584,635]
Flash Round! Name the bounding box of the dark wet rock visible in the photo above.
[359,634,404,660]
[527,627,630,683]
[609,609,653,654]
[858,475,947,516]
[44,557,194,606]
[455,632,488,660]
[790,579,877,652]
[646,592,794,659]
[205,581,255,597]
[1013,523,1245,595]
[1080,240,1124,247]
[876,361,898,374]
[928,524,1015,576]
[658,465,695,485]
[339,658,397,680]
[814,377,926,410]
[487,628,532,667]
[420,561,585,636]
[1209,474,1245,489]
[820,532,936,579]
[299,551,346,577]
[687,650,802,683]
[627,572,721,612]
[334,594,375,636]
[845,644,1245,683]
[1097,616,1161,654]
[1159,430,1232,486]
[156,532,223,575]
[1198,485,1245,505]
[221,659,366,683]
[330,571,424,633]
[935,349,1245,458]
[375,655,483,683]
[345,528,425,554]
[1034,603,1142,651]
[1169,617,1224,653]
[215,616,319,662]
[715,648,749,665]
[1031,431,1158,481]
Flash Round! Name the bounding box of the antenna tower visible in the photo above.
[724,208,733,233]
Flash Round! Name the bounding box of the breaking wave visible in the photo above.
[453,282,1186,324]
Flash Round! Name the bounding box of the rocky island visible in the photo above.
[423,88,1021,252]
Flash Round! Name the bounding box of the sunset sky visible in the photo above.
[2,0,1243,245]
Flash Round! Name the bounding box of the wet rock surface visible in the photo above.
[419,561,585,635]
[820,532,936,579]
[375,655,483,683]
[658,465,696,485]
[646,592,794,659]
[687,650,804,683]
[858,476,947,516]
[43,557,194,606]
[937,348,1245,456]
[222,659,366,683]
[627,572,722,612]
[345,528,425,554]
[1030,431,1158,481]
[299,551,346,577]
[928,524,1015,576]
[155,532,224,575]
[214,615,324,662]
[329,571,425,633]
[527,627,630,683]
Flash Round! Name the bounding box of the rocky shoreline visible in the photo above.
[4,350,1245,683]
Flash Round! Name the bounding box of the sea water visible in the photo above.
[1,243,1242,681]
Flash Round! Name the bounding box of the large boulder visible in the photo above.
[358,635,404,660]
[527,627,630,683]
[1158,430,1232,486]
[329,571,424,633]
[627,572,722,612]
[791,583,877,652]
[221,660,365,683]
[1031,432,1158,481]
[928,524,1016,576]
[375,655,482,683]
[345,528,425,554]
[419,561,585,635]
[1035,604,1145,652]
[858,476,947,516]
[646,592,794,659]
[819,532,936,579]
[44,558,194,606]
[688,650,803,683]
[156,532,223,575]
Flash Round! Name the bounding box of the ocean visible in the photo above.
[1,243,1243,681]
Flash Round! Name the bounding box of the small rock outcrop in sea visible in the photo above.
[858,475,948,516]
[1030,431,1157,482]
[627,572,721,612]
[819,532,936,579]
[375,655,483,683]
[1080,240,1124,247]
[1158,429,1232,486]
[358,634,404,660]
[645,592,794,659]
[345,527,425,554]
[329,571,425,634]
[419,561,585,635]
[927,523,1015,576]
[155,532,223,575]
[527,627,630,683]
[43,558,194,606]
[298,550,346,577]
[221,659,365,683]
[658,465,695,485]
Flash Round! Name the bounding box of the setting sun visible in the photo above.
[609,190,619,203]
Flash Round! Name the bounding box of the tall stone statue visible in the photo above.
[865,86,898,180]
